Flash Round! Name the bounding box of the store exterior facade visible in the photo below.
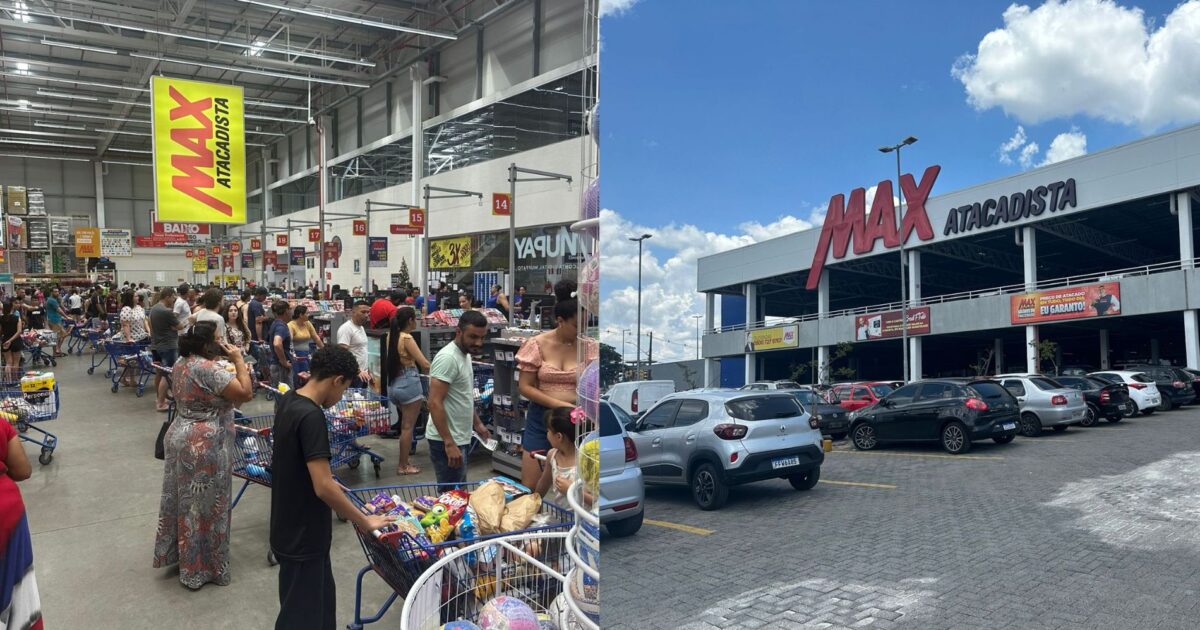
[697,123,1200,387]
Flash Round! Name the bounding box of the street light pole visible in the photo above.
[879,135,918,382]
[630,233,652,380]
[692,314,702,360]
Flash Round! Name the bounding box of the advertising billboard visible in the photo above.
[854,307,932,341]
[1010,282,1121,324]
[745,324,800,352]
[368,237,388,267]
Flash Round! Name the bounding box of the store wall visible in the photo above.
[237,136,585,290]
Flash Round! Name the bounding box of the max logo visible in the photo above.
[169,87,233,216]
[806,165,940,290]
[1016,298,1036,311]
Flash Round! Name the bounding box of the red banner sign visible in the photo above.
[135,235,191,248]
[391,208,425,235]
[153,220,209,237]
[276,234,288,247]
[264,250,279,269]
[492,193,511,216]
[1010,282,1122,325]
[353,219,367,236]
[222,254,234,269]
[855,307,931,341]
[308,228,321,243]
[249,237,261,251]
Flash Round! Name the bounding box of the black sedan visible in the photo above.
[1051,375,1132,425]
[790,388,850,439]
[848,379,1020,455]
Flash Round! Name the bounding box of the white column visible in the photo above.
[704,293,716,386]
[1023,227,1039,373]
[1186,314,1200,369]
[745,283,757,384]
[907,249,922,379]
[994,338,1005,375]
[1099,329,1110,370]
[1179,191,1194,268]
[411,64,427,290]
[816,270,829,383]
[93,161,106,229]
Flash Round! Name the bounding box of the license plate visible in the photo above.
[772,455,801,470]
[1002,422,1016,430]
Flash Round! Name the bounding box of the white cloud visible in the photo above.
[1018,141,1040,168]
[998,125,1028,165]
[1038,128,1088,165]
[600,208,818,363]
[599,0,641,18]
[952,0,1200,130]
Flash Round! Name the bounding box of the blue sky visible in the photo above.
[599,0,1200,362]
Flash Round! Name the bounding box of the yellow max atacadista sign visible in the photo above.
[151,76,246,224]
[745,324,800,352]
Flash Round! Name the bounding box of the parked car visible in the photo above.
[599,401,644,537]
[740,380,803,390]
[1090,371,1162,416]
[1122,365,1197,409]
[847,378,1020,454]
[604,380,675,417]
[1185,368,1200,401]
[1050,375,1133,425]
[995,374,1089,436]
[790,387,850,440]
[625,390,823,510]
[1056,365,1097,377]
[829,381,896,412]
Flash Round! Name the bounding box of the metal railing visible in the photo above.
[707,257,1199,335]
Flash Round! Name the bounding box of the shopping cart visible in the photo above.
[1,370,61,465]
[71,317,107,357]
[104,339,152,396]
[342,482,573,630]
[230,411,278,567]
[327,389,391,477]
[22,330,57,368]
[398,532,595,630]
[249,341,279,400]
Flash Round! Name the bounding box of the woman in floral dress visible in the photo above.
[152,321,253,589]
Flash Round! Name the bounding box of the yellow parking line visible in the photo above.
[831,450,1004,461]
[644,518,715,536]
[820,479,896,490]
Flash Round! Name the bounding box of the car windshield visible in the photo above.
[1029,377,1063,391]
[1085,376,1112,389]
[967,381,1012,400]
[869,384,894,397]
[600,403,633,435]
[726,395,803,421]
[1172,368,1194,382]
[1132,373,1155,384]
[774,381,801,389]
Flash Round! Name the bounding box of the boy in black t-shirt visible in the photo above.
[271,346,391,630]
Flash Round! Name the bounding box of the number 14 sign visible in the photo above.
[492,193,511,216]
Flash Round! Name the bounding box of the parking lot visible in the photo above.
[604,406,1200,629]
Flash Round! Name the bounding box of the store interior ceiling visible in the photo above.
[0,0,516,165]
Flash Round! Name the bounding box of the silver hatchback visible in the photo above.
[996,374,1089,436]
[625,390,824,510]
[599,401,645,537]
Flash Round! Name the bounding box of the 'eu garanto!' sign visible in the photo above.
[745,324,800,353]
[152,76,246,224]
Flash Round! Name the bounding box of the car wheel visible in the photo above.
[604,510,643,538]
[788,466,820,491]
[1019,412,1042,437]
[1052,425,1068,432]
[1106,415,1122,423]
[993,434,1015,444]
[941,421,971,454]
[1140,404,1155,416]
[1158,399,1171,412]
[831,432,847,441]
[1081,404,1098,427]
[851,423,877,451]
[691,462,729,511]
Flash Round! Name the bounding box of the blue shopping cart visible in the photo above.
[0,368,61,465]
[104,339,152,396]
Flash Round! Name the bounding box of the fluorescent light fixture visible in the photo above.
[102,160,150,167]
[129,52,371,88]
[246,100,307,112]
[247,130,287,137]
[0,153,90,163]
[0,105,150,125]
[98,129,149,137]
[247,41,268,57]
[41,39,118,55]
[246,112,303,124]
[14,62,30,76]
[33,121,85,131]
[106,147,151,154]
[16,99,30,109]
[12,1,30,22]
[0,128,93,139]
[36,89,98,102]
[248,142,267,147]
[236,0,457,39]
[0,138,94,150]
[108,99,148,108]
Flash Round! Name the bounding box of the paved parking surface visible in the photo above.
[603,410,1200,629]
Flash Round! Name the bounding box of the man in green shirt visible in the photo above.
[426,310,492,484]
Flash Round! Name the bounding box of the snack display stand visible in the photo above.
[488,330,541,478]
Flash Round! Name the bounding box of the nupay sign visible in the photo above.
[151,76,246,224]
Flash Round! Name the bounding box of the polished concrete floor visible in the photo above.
[15,350,496,629]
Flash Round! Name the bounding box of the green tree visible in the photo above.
[396,259,410,288]
[790,341,856,385]
[1030,339,1059,375]
[599,343,624,390]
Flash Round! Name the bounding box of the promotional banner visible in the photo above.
[241,253,254,268]
[222,254,234,270]
[745,324,800,352]
[492,193,511,216]
[207,255,218,270]
[192,255,207,272]
[1010,282,1122,324]
[139,212,212,247]
[264,250,278,269]
[323,237,341,269]
[855,307,932,341]
[368,237,388,268]
[151,76,246,223]
[100,229,132,257]
[390,207,425,235]
[289,247,305,268]
[74,227,100,258]
[430,236,472,269]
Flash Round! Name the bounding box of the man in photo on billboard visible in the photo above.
[426,310,492,484]
[1092,285,1120,316]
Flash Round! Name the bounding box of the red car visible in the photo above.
[829,382,896,412]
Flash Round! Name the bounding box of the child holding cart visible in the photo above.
[270,346,391,630]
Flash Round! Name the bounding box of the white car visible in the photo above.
[1090,371,1162,416]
